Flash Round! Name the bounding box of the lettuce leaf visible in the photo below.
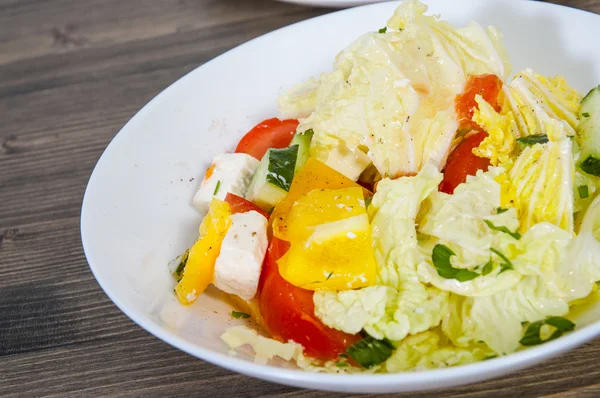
[279,0,511,178]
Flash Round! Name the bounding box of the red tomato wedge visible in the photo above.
[455,74,503,131]
[257,237,361,360]
[235,118,299,160]
[439,131,491,194]
[224,193,270,219]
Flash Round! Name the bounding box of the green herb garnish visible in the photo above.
[481,260,494,276]
[484,220,521,240]
[579,185,590,199]
[519,316,575,346]
[326,271,334,280]
[231,311,251,319]
[213,180,221,196]
[378,27,387,33]
[169,250,190,281]
[496,207,509,214]
[346,336,394,369]
[490,248,513,273]
[432,244,480,281]
[336,362,349,368]
[582,112,590,118]
[516,134,549,146]
[364,197,373,208]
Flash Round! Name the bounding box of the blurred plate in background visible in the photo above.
[275,0,390,8]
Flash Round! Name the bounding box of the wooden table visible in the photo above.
[2,0,600,396]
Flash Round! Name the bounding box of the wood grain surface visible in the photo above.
[2,0,600,397]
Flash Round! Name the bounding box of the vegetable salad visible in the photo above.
[169,0,600,372]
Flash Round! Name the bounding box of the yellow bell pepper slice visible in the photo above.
[175,199,231,305]
[277,186,377,290]
[272,157,371,240]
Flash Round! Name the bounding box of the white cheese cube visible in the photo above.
[192,153,259,214]
[213,211,268,300]
[321,143,371,181]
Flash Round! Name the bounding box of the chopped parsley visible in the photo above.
[378,27,387,33]
[432,244,479,281]
[516,134,549,146]
[336,361,349,368]
[579,185,590,199]
[346,336,394,368]
[170,250,189,281]
[213,180,221,196]
[490,248,514,273]
[481,260,494,276]
[496,207,509,214]
[582,112,590,118]
[520,316,575,346]
[231,311,251,319]
[326,271,334,280]
[484,220,521,240]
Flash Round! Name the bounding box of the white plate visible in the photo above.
[81,0,600,393]
[276,0,389,9]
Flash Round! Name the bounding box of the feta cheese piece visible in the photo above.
[321,143,372,181]
[213,211,268,300]
[192,153,259,213]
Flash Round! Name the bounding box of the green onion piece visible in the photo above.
[579,185,590,199]
[378,27,387,33]
[213,180,221,196]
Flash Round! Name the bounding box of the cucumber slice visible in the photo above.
[289,129,314,174]
[577,86,600,176]
[245,146,298,211]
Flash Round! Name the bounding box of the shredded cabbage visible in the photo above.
[279,0,511,178]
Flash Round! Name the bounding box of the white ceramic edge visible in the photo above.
[81,0,600,393]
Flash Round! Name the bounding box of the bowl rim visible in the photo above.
[81,0,600,390]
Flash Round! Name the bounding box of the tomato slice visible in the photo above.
[257,237,361,360]
[455,74,503,131]
[439,131,491,194]
[235,118,299,160]
[224,193,270,219]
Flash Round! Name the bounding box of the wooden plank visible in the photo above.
[0,0,322,66]
[1,335,600,397]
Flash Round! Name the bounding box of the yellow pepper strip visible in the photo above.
[175,199,231,305]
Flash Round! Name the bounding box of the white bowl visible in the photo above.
[81,0,600,393]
